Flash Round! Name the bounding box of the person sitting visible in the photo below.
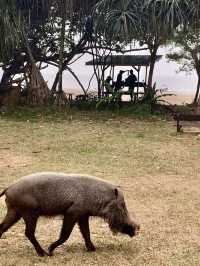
[103,76,113,96]
[125,70,137,101]
[115,70,125,92]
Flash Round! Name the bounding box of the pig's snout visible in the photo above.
[122,223,140,237]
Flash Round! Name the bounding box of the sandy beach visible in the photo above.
[163,93,194,105]
[64,87,195,105]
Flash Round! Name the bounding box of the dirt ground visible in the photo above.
[0,109,200,266]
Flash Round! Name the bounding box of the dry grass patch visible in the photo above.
[0,108,200,265]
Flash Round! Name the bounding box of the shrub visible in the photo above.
[141,83,174,112]
[96,92,121,111]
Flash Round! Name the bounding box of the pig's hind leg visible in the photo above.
[22,212,48,256]
[0,205,21,238]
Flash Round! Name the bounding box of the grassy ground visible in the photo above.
[0,107,200,266]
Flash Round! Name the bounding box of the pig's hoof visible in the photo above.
[37,250,49,257]
[48,251,54,257]
[48,246,54,256]
[87,245,96,252]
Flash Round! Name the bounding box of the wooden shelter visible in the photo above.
[86,55,162,85]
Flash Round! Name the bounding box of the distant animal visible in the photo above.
[0,172,140,256]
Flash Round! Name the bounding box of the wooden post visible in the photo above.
[112,66,115,86]
[137,66,141,101]
[145,66,148,84]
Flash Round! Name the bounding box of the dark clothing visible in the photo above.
[125,73,137,88]
[115,72,124,91]
[125,73,137,102]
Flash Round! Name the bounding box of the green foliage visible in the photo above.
[0,1,20,62]
[167,26,200,73]
[96,93,121,111]
[0,105,72,122]
[71,93,98,111]
[167,24,200,103]
[72,100,97,111]
[70,89,168,118]
[141,83,174,112]
[94,0,194,45]
[94,0,196,88]
[0,0,97,64]
[0,104,166,123]
[119,103,153,117]
[94,0,141,43]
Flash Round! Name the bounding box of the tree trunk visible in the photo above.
[147,46,158,88]
[196,76,200,113]
[50,33,87,98]
[58,0,67,94]
[97,80,102,98]
[193,74,200,105]
[28,64,50,105]
[23,31,50,105]
[51,72,59,93]
[53,0,67,106]
[65,66,86,95]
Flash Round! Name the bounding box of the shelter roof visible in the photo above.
[86,55,162,67]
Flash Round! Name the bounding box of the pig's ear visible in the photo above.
[114,188,118,198]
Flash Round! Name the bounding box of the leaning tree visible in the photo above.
[0,0,52,105]
[168,25,200,105]
[0,0,99,105]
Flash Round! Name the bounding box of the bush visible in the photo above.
[96,93,121,111]
[72,100,97,111]
[71,92,98,110]
[140,83,174,113]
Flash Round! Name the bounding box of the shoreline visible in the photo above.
[64,87,195,105]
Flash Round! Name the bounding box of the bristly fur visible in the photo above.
[104,200,133,234]
[0,172,139,256]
